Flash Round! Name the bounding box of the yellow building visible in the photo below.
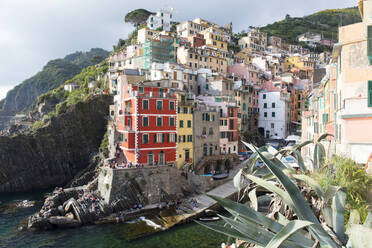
[177,46,228,73]
[177,92,194,169]
[284,56,314,71]
[200,27,228,51]
[238,28,267,52]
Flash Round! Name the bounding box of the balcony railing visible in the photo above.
[131,91,177,99]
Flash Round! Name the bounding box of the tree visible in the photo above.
[91,56,104,65]
[124,9,154,28]
[285,14,291,20]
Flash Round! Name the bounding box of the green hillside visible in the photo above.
[0,48,109,115]
[261,7,362,44]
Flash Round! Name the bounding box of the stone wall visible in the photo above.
[98,166,231,205]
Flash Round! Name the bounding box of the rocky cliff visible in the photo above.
[0,95,112,193]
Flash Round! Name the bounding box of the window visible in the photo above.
[243,103,247,111]
[271,123,274,128]
[213,41,217,46]
[209,127,214,135]
[264,112,267,117]
[187,135,193,142]
[189,62,192,67]
[139,86,144,93]
[143,134,149,144]
[272,112,276,117]
[202,127,207,135]
[272,102,275,108]
[187,120,191,128]
[169,117,175,126]
[183,107,188,113]
[157,117,162,126]
[143,100,149,110]
[195,54,198,59]
[157,100,163,110]
[179,120,184,128]
[264,103,267,109]
[369,81,372,107]
[183,135,186,142]
[195,63,198,68]
[154,133,157,143]
[263,94,266,99]
[143,117,149,127]
[169,101,175,110]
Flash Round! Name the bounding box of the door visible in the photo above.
[159,151,165,165]
[209,146,213,156]
[148,152,153,165]
[185,150,190,162]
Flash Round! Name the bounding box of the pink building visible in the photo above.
[227,63,261,84]
[320,39,335,47]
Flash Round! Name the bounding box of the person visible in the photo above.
[120,213,125,222]
[116,216,120,223]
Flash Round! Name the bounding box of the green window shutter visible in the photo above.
[368,81,372,107]
[368,26,372,65]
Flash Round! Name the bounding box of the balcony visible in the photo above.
[131,91,177,99]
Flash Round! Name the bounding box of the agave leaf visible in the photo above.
[233,169,243,191]
[218,215,274,246]
[322,207,333,228]
[294,140,314,151]
[292,150,308,173]
[254,148,339,248]
[248,187,258,211]
[265,220,314,248]
[363,211,372,228]
[317,133,333,142]
[244,174,296,210]
[346,210,360,235]
[331,189,346,244]
[292,174,324,197]
[348,224,372,248]
[323,185,341,203]
[274,212,290,226]
[195,220,260,245]
[207,194,314,247]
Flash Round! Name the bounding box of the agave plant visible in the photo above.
[197,140,372,248]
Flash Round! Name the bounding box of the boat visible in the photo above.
[198,216,220,222]
[212,173,229,180]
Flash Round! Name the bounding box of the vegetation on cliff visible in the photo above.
[0,48,109,116]
[260,7,361,44]
[32,61,109,131]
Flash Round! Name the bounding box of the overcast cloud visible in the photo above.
[0,0,355,100]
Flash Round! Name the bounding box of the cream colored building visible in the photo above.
[238,28,267,53]
[177,46,228,73]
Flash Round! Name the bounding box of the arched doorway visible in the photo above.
[159,151,165,165]
[204,164,211,174]
[224,159,231,173]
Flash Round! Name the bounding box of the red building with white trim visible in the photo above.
[116,83,178,166]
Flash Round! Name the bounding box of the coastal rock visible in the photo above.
[48,216,81,228]
[0,95,112,193]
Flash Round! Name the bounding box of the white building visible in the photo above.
[258,90,290,139]
[64,83,79,92]
[297,32,322,47]
[147,9,173,31]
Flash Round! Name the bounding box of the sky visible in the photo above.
[0,0,356,100]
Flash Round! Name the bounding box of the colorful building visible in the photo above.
[238,28,267,53]
[117,84,178,166]
[177,92,194,169]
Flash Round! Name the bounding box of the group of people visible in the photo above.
[77,191,103,216]
[38,196,56,218]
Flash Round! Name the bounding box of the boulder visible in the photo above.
[48,216,81,228]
